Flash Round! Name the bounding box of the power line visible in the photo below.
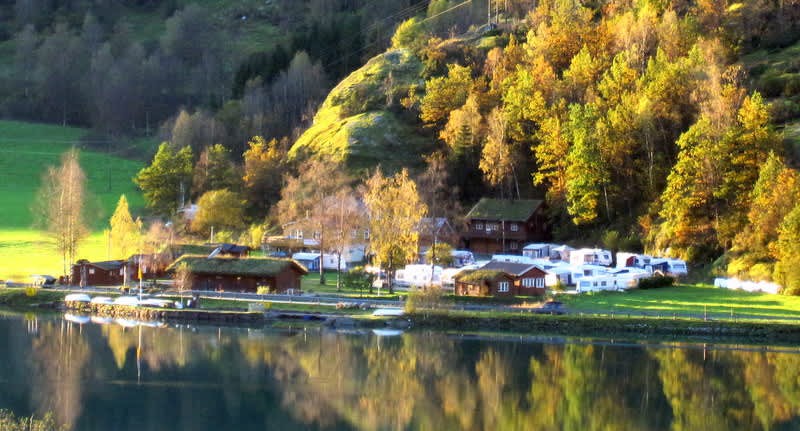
[323,0,475,72]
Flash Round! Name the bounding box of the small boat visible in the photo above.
[372,328,404,337]
[90,296,114,305]
[65,293,91,303]
[372,308,405,317]
[139,299,174,308]
[64,313,90,324]
[113,296,139,307]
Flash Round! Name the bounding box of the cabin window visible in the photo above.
[509,241,518,250]
[313,231,321,240]
[601,281,607,286]
[293,229,303,239]
[364,230,370,240]
[487,223,499,231]
[510,223,519,232]
[498,281,510,292]
[535,278,544,288]
[119,269,124,275]
[89,268,95,275]
[474,222,484,231]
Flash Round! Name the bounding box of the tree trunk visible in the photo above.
[319,230,326,285]
[336,252,342,291]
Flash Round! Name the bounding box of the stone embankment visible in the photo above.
[64,301,265,324]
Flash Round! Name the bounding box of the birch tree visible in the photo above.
[275,159,351,284]
[33,148,89,276]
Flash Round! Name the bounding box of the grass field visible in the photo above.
[0,120,146,281]
[558,284,800,320]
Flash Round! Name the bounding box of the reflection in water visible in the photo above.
[1,314,800,430]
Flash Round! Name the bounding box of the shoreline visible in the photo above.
[6,289,800,343]
[408,311,800,343]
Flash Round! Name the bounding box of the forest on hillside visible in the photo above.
[6,0,800,291]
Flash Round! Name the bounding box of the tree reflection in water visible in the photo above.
[3,315,800,431]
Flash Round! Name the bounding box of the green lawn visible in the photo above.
[0,120,146,280]
[558,285,800,319]
[301,271,403,300]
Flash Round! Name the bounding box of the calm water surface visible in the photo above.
[1,312,800,430]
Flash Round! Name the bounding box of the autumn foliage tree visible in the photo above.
[109,194,141,259]
[363,168,427,293]
[191,189,246,237]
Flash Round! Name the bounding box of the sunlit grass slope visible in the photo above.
[0,120,144,280]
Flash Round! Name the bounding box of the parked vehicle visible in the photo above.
[533,301,566,315]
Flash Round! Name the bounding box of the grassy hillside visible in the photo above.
[0,120,144,280]
[742,41,800,160]
[290,48,434,172]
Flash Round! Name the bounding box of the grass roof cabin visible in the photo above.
[167,255,307,294]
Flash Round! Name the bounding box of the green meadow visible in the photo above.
[0,121,145,281]
[559,284,800,320]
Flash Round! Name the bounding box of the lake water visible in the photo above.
[1,312,800,430]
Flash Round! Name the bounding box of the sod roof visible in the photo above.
[167,255,308,277]
[454,269,511,284]
[466,198,544,221]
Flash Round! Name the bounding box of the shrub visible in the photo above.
[785,75,800,97]
[758,73,785,98]
[405,286,444,313]
[256,286,271,295]
[0,410,63,431]
[638,275,675,289]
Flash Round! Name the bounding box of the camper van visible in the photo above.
[569,248,613,267]
[647,258,688,277]
[616,252,652,269]
[451,250,476,267]
[291,252,347,271]
[394,265,443,287]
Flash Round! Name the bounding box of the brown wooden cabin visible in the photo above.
[71,260,127,287]
[479,261,547,296]
[454,270,516,297]
[167,255,307,294]
[462,198,549,255]
[454,262,547,297]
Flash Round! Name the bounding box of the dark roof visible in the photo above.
[79,260,125,271]
[167,255,308,277]
[466,198,544,222]
[207,243,251,254]
[480,261,541,277]
[455,269,510,284]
